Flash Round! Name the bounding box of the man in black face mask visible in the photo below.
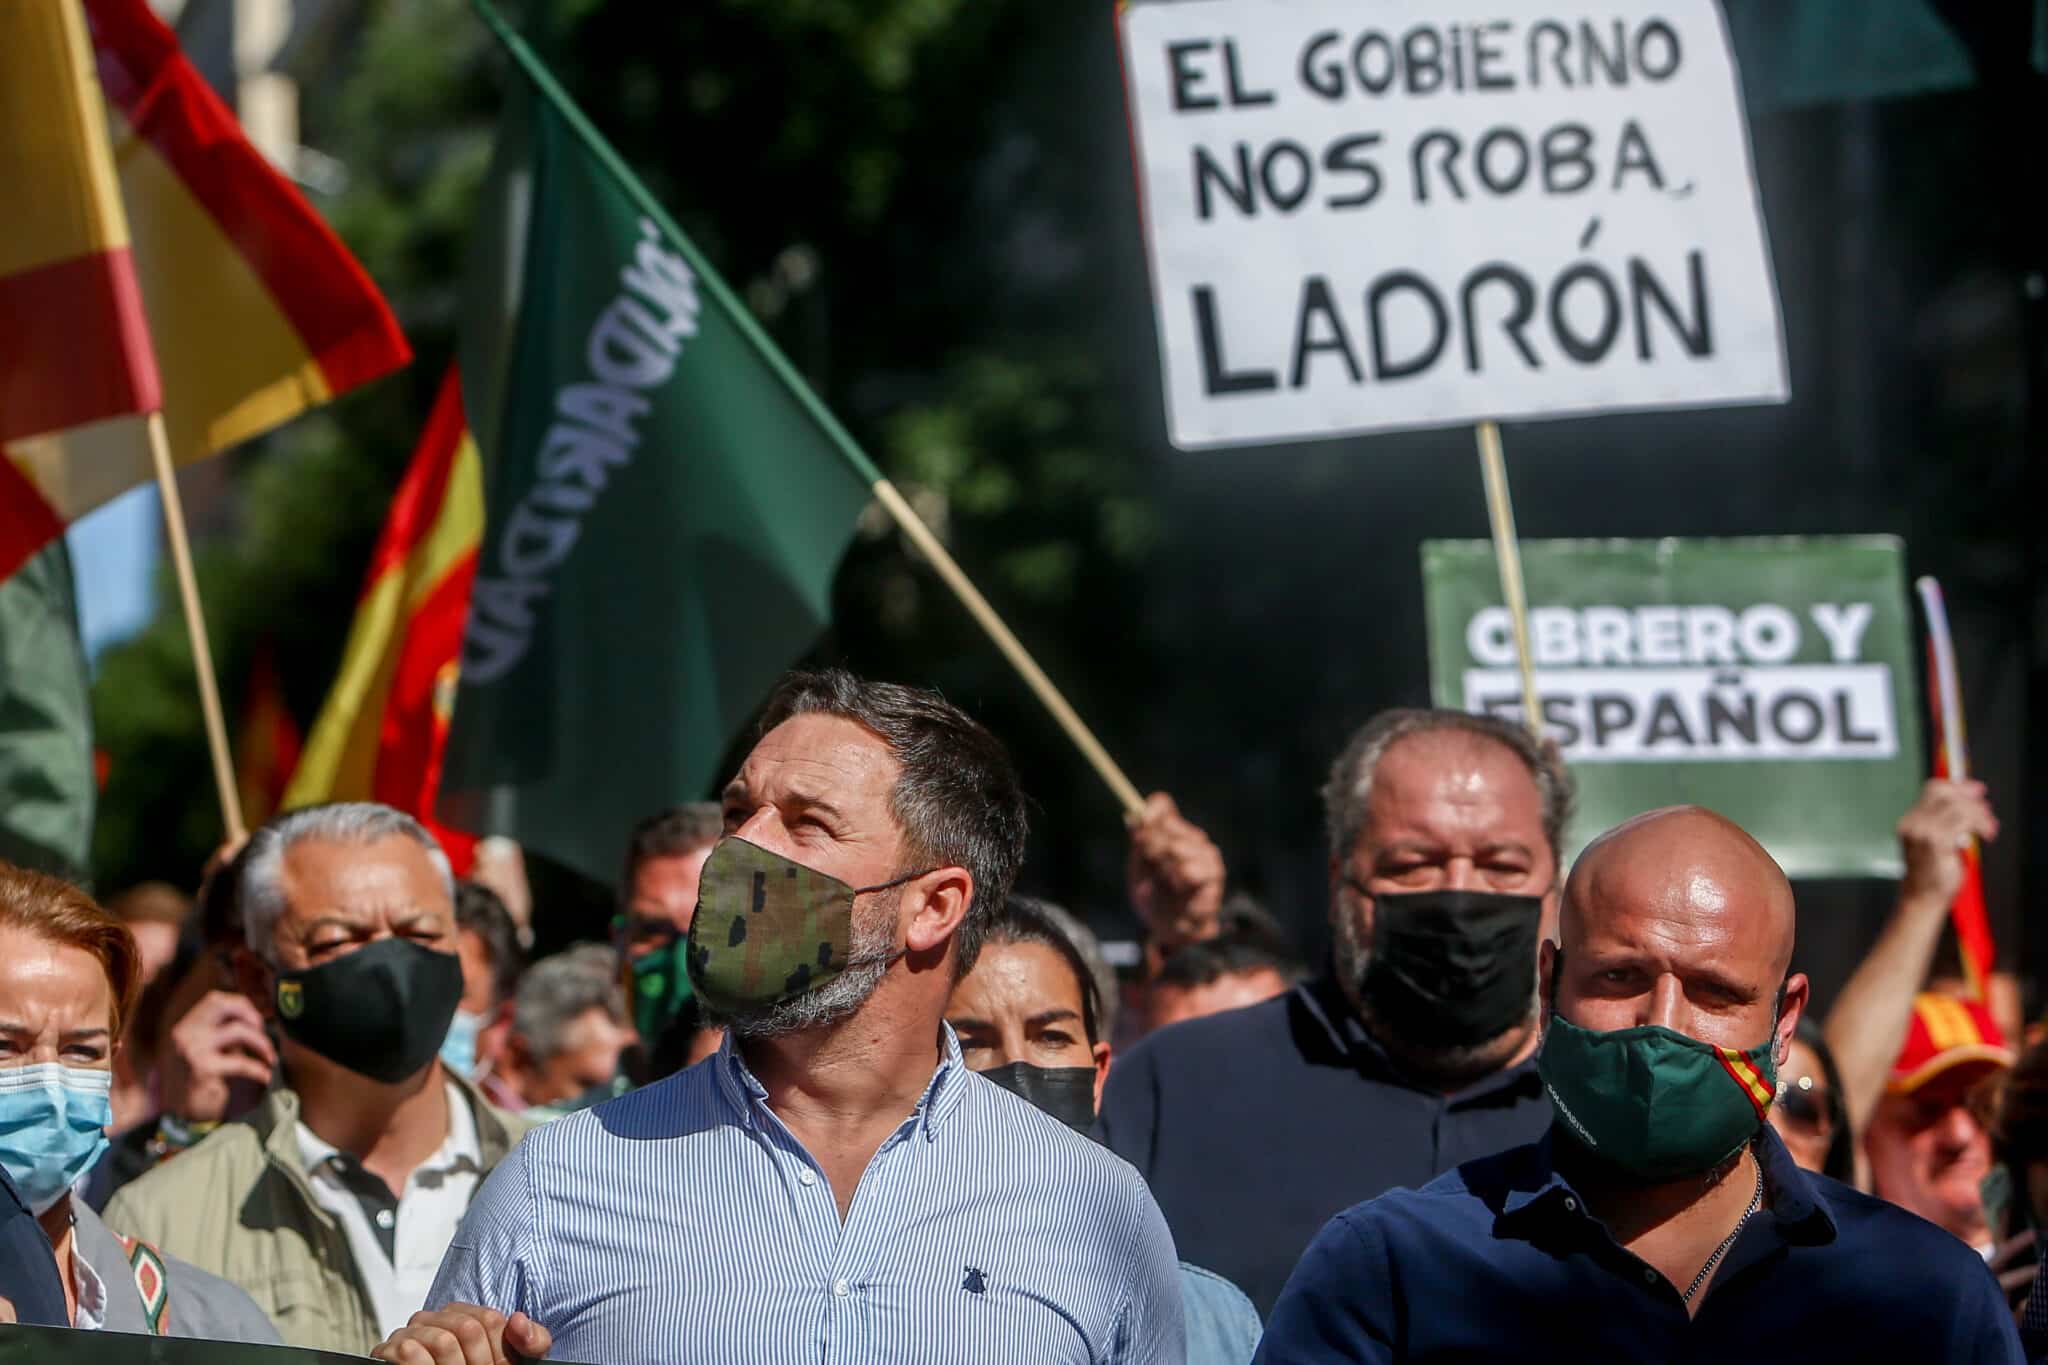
[1098,709,1566,1314]
[105,803,532,1356]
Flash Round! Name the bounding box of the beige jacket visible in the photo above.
[104,1072,532,1355]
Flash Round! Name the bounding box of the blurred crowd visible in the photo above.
[0,668,2039,1362]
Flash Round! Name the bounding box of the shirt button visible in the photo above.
[1643,1269,1658,1284]
[374,1209,396,1230]
[1562,1198,1576,1212]
[798,1168,817,1187]
[833,1279,851,1298]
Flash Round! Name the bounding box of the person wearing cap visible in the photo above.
[1255,808,2020,1364]
[1863,991,2013,1251]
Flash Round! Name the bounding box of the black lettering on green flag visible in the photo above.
[440,0,879,880]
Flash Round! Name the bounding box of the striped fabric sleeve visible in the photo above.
[425,1137,543,1323]
[1116,1162,1187,1365]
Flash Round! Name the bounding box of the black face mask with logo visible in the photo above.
[274,937,465,1085]
[978,1061,1099,1133]
[1353,887,1544,1050]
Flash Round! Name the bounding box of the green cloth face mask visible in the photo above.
[1538,1005,1778,1183]
[685,836,927,1016]
[628,936,693,1042]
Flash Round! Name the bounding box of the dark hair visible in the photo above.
[1155,906,1307,994]
[986,896,1107,1046]
[757,669,1028,978]
[456,880,527,1009]
[1791,1015,1855,1183]
[1322,708,1574,870]
[620,803,724,897]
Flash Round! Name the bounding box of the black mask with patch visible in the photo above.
[273,937,465,1085]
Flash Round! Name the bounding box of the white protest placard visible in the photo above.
[1118,1,1789,449]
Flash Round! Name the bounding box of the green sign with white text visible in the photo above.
[1422,537,1922,878]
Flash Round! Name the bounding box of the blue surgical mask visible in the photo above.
[439,1010,485,1079]
[0,1063,112,1215]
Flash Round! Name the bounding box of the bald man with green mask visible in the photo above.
[1256,806,2021,1364]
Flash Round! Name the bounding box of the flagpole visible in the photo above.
[471,0,1147,822]
[1475,421,1542,737]
[147,413,247,843]
[870,480,1146,818]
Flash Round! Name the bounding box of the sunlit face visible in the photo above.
[721,715,909,897]
[0,925,116,1076]
[1866,1067,1996,1246]
[1332,734,1553,983]
[1768,1037,1836,1174]
[520,1006,637,1107]
[620,848,716,963]
[267,835,458,975]
[946,939,1111,1104]
[1146,968,1290,1032]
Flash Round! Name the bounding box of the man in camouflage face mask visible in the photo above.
[389,671,1188,1365]
[686,835,931,1037]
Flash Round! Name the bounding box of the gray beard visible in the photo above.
[713,890,900,1040]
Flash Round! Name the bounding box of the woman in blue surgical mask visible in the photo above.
[0,863,278,1340]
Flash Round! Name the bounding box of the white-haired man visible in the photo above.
[106,803,532,1355]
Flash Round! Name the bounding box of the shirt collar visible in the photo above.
[1494,1123,1838,1244]
[718,1022,968,1142]
[296,1082,482,1186]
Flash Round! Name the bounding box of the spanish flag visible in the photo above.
[285,370,481,868]
[0,0,162,499]
[0,0,409,579]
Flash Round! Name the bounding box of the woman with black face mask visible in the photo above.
[944,896,1266,1365]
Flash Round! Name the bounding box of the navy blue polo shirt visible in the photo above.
[1254,1123,2023,1363]
[1097,974,1551,1315]
[0,1164,65,1326]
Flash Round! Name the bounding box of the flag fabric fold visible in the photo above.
[438,0,877,881]
[0,0,162,447]
[287,368,481,869]
[0,0,411,580]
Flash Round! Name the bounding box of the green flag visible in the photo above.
[439,1,879,882]
[0,542,95,882]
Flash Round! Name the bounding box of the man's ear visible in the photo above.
[1774,972,1810,1068]
[1092,1041,1113,1111]
[1538,939,1558,1010]
[903,867,974,959]
[232,946,275,1021]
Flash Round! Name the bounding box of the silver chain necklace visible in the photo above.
[1682,1148,1763,1304]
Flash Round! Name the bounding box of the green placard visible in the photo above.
[1422,537,1922,878]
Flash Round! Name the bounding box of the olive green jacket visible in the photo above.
[103,1072,532,1355]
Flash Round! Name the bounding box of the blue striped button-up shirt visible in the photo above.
[427,1025,1186,1364]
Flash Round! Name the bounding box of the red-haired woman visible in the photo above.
[0,861,277,1341]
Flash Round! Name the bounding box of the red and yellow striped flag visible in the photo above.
[0,0,409,579]
[285,369,481,867]
[1918,575,1994,999]
[0,0,162,519]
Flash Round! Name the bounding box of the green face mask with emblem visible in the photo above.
[1538,994,1780,1183]
[628,937,693,1042]
[685,836,926,1016]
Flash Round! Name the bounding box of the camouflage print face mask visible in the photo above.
[685,836,929,1016]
